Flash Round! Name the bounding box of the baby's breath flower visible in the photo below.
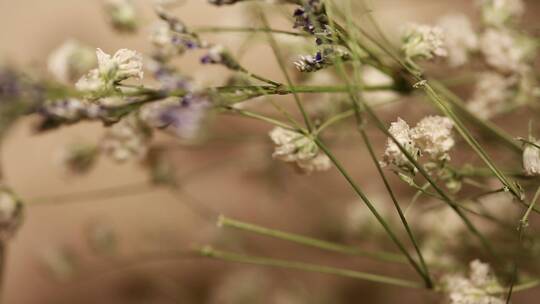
[101,114,152,162]
[467,72,515,119]
[269,127,331,174]
[523,139,540,176]
[479,0,524,27]
[0,187,23,241]
[479,28,536,73]
[76,48,143,97]
[47,40,96,83]
[401,24,447,61]
[380,118,419,170]
[437,14,478,67]
[442,260,504,304]
[103,0,138,32]
[410,116,455,162]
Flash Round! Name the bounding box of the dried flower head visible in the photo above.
[479,0,524,27]
[100,114,152,162]
[103,0,138,32]
[47,40,96,83]
[401,24,447,60]
[410,115,455,162]
[269,127,331,174]
[76,48,143,97]
[437,14,478,67]
[467,72,516,119]
[380,118,419,170]
[480,29,536,73]
[442,260,504,304]
[523,139,540,176]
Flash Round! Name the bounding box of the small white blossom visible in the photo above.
[47,40,96,83]
[467,72,515,119]
[442,260,504,304]
[269,127,331,173]
[410,116,455,162]
[401,24,447,60]
[479,0,524,27]
[480,29,534,73]
[76,48,143,96]
[100,114,152,162]
[381,118,419,169]
[437,14,478,67]
[523,139,540,176]
[104,0,138,32]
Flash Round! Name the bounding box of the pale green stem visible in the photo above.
[315,139,433,287]
[217,215,407,264]
[197,246,424,289]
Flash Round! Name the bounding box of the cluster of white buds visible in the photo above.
[47,40,96,83]
[523,138,540,176]
[269,127,331,174]
[401,24,447,61]
[100,114,152,162]
[103,0,138,32]
[479,0,524,28]
[76,48,143,97]
[442,260,504,304]
[436,14,479,67]
[480,28,536,74]
[467,72,516,119]
[0,187,23,241]
[381,116,454,171]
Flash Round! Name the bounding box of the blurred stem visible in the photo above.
[197,246,424,289]
[257,6,313,132]
[193,26,309,37]
[217,215,407,264]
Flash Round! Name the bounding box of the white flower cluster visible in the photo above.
[479,0,524,27]
[103,0,138,32]
[381,116,454,170]
[442,260,504,304]
[47,40,96,83]
[436,14,478,67]
[76,48,143,97]
[523,139,540,176]
[269,127,331,174]
[480,28,535,74]
[100,114,151,162]
[467,72,516,119]
[401,24,447,61]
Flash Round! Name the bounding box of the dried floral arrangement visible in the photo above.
[0,0,540,303]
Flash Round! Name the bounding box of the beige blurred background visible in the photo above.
[0,1,539,303]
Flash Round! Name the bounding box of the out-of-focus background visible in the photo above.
[0,1,539,303]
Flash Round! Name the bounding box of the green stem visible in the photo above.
[217,215,407,264]
[197,246,424,289]
[315,139,432,288]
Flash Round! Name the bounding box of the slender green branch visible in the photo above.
[315,139,432,287]
[217,215,407,264]
[197,246,424,289]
